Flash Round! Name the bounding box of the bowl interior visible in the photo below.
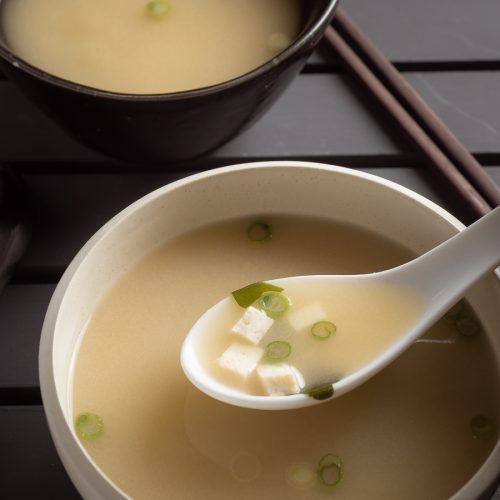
[41,162,500,499]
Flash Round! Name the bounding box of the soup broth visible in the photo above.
[73,215,498,499]
[1,0,301,94]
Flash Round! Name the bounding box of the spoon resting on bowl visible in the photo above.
[181,206,500,411]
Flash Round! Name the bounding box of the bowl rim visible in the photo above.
[39,161,500,499]
[0,0,339,101]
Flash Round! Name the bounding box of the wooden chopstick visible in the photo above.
[324,9,496,218]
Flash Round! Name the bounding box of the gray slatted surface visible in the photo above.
[2,71,500,164]
[345,0,500,64]
[1,1,499,498]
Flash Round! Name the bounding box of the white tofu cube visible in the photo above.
[287,303,327,331]
[257,363,305,396]
[231,306,274,344]
[216,342,264,380]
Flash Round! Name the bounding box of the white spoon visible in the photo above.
[181,206,500,410]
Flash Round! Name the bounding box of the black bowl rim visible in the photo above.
[0,0,339,102]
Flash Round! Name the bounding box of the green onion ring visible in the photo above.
[75,413,104,440]
[259,291,290,319]
[311,320,336,340]
[266,340,292,361]
[146,0,171,18]
[317,454,343,487]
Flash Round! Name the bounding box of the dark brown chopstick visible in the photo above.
[324,10,497,218]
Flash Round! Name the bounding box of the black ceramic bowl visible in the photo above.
[0,0,338,164]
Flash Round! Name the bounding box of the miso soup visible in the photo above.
[73,215,498,499]
[1,0,301,94]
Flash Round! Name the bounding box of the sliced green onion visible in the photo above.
[75,413,104,440]
[306,383,334,400]
[266,340,292,361]
[146,0,171,18]
[247,221,272,242]
[311,321,336,340]
[317,454,343,487]
[470,415,495,440]
[445,300,465,319]
[259,291,290,319]
[455,317,480,337]
[232,281,284,308]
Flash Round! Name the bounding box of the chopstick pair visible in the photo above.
[324,7,500,218]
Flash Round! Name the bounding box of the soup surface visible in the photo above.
[1,0,301,94]
[73,216,498,499]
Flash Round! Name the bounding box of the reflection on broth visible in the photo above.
[1,0,301,94]
[73,216,498,499]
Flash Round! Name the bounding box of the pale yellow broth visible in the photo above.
[2,0,301,94]
[73,215,498,499]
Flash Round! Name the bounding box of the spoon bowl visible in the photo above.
[181,206,500,410]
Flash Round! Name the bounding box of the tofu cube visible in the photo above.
[216,342,264,380]
[287,303,327,331]
[231,306,274,345]
[257,363,305,396]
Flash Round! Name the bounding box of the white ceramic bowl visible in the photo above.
[39,161,500,499]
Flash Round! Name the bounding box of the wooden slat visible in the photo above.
[405,72,500,155]
[16,173,185,276]
[312,0,500,69]
[343,0,500,64]
[0,75,410,166]
[1,72,500,167]
[0,406,80,498]
[215,75,412,159]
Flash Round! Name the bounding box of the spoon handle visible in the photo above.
[400,206,500,313]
